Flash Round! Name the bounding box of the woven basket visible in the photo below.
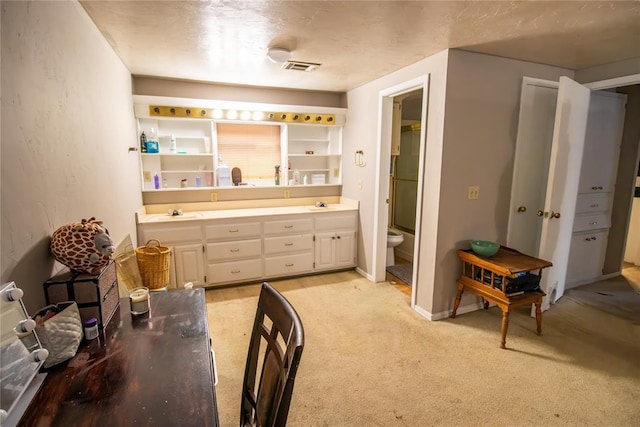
[135,240,170,290]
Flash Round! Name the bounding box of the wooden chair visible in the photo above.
[240,282,305,427]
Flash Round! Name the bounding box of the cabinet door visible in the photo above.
[314,232,336,270]
[335,231,356,268]
[566,230,608,286]
[578,91,625,194]
[174,243,205,287]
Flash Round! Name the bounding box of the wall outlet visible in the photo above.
[284,189,290,198]
[210,192,218,202]
[468,186,480,200]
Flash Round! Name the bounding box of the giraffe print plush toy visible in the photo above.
[50,217,115,275]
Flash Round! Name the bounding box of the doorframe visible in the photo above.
[374,75,430,308]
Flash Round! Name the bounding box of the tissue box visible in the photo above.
[44,261,119,329]
[311,174,326,185]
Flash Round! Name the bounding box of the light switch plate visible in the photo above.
[468,186,480,200]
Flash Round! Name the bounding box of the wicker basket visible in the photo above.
[135,240,170,290]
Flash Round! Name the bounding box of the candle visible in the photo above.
[129,287,149,315]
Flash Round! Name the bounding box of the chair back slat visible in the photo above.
[240,282,305,427]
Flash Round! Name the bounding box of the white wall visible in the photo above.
[432,50,574,316]
[343,50,449,315]
[1,1,141,312]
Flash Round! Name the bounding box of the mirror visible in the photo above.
[0,282,47,422]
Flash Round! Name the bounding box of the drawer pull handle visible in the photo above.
[228,229,239,233]
[591,186,604,190]
[590,221,598,225]
[590,204,599,208]
[231,270,241,274]
[285,263,294,267]
[230,248,240,252]
[284,225,293,229]
[284,243,294,246]
[585,236,598,242]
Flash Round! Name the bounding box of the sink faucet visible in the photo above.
[168,209,184,216]
[315,201,327,208]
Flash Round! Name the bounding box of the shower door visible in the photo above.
[391,128,420,233]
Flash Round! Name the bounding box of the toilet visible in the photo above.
[386,229,404,267]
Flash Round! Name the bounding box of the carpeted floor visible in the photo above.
[206,270,640,426]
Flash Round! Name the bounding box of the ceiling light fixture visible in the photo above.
[266,47,291,63]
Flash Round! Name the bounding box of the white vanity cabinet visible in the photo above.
[137,223,205,289]
[263,215,314,277]
[137,206,358,288]
[314,212,357,271]
[205,220,263,286]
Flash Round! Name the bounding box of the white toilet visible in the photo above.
[386,229,404,267]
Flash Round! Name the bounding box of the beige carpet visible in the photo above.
[206,271,640,426]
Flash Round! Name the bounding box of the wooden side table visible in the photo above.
[450,246,552,348]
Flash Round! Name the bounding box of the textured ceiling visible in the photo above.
[80,1,640,93]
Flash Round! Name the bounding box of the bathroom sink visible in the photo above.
[147,212,203,221]
[306,206,337,211]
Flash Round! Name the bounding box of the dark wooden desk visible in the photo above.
[450,247,552,349]
[19,289,219,426]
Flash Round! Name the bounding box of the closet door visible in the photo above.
[537,76,591,307]
[507,79,558,256]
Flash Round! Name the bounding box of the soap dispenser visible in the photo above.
[169,134,177,153]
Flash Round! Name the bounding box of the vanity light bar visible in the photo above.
[149,105,335,125]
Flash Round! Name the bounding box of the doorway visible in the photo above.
[508,77,640,307]
[386,89,424,296]
[373,76,429,308]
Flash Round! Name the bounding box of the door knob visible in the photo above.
[536,210,544,217]
[550,211,561,219]
[517,206,527,213]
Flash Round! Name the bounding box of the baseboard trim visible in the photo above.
[355,267,374,282]
[413,301,485,321]
[565,271,621,290]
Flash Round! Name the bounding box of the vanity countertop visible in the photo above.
[136,197,358,225]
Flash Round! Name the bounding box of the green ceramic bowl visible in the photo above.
[470,240,500,257]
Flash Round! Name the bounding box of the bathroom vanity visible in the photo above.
[136,198,358,288]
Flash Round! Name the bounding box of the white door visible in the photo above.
[507,79,558,255]
[537,76,591,307]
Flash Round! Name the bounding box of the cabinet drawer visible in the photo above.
[140,225,202,244]
[575,193,612,214]
[207,239,262,262]
[264,234,313,255]
[263,218,312,235]
[207,258,263,285]
[573,213,610,232]
[205,221,261,240]
[264,253,314,277]
[315,212,357,231]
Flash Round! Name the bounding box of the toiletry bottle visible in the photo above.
[83,318,98,340]
[147,128,159,153]
[303,174,309,185]
[140,131,147,153]
[154,172,160,189]
[169,134,177,153]
[275,165,280,185]
[293,169,301,185]
[196,176,202,187]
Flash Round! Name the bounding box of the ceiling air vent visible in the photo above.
[281,61,320,72]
